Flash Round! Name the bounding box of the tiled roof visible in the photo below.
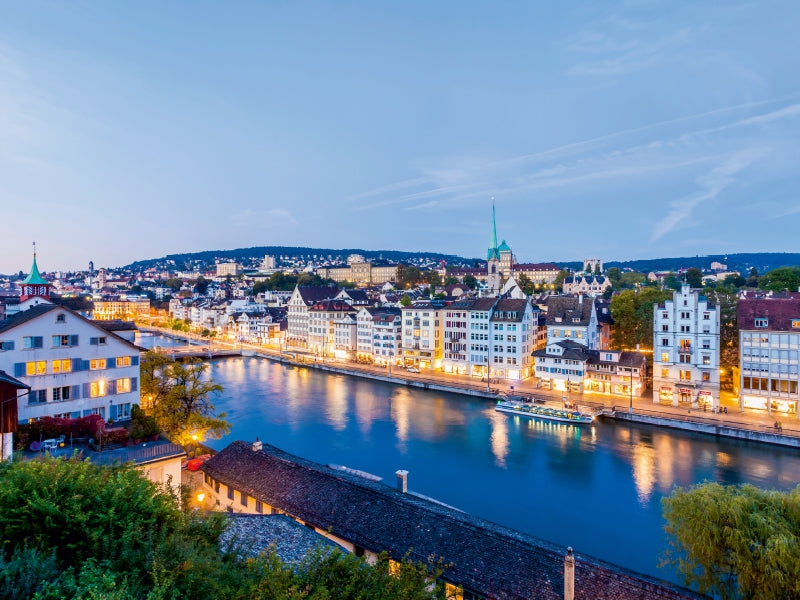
[493,299,529,321]
[514,263,561,271]
[545,296,594,326]
[202,441,701,600]
[297,285,337,305]
[738,293,800,332]
[309,300,355,313]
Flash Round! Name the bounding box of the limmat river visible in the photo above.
[139,333,800,582]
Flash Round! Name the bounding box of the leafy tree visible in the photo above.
[723,273,746,288]
[140,351,230,447]
[606,267,622,287]
[685,267,703,288]
[194,276,210,295]
[610,288,672,351]
[516,273,535,296]
[619,271,647,288]
[398,265,423,288]
[426,269,442,288]
[746,267,761,288]
[296,272,328,287]
[163,278,183,292]
[663,273,681,291]
[400,294,412,307]
[662,482,800,599]
[759,267,800,292]
[443,276,458,286]
[553,269,570,291]
[462,274,478,290]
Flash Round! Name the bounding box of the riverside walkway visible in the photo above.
[139,326,800,447]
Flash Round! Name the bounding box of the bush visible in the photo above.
[16,415,104,450]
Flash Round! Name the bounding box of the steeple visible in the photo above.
[487,198,500,261]
[20,242,51,302]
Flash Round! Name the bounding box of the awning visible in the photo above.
[679,388,692,394]
[699,391,713,397]
[660,386,672,392]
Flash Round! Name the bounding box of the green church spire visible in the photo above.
[487,198,500,260]
[21,242,49,285]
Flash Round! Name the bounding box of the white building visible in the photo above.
[371,310,402,366]
[544,296,599,350]
[308,300,356,357]
[652,285,720,408]
[286,285,337,347]
[356,307,379,361]
[0,304,141,423]
[216,262,242,277]
[737,291,800,416]
[401,301,444,370]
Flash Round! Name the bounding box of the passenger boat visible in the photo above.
[494,397,594,424]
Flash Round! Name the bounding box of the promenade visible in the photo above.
[139,326,800,445]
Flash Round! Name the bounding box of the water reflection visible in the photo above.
[138,336,800,583]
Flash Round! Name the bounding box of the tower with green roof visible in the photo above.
[19,245,51,302]
[486,200,501,296]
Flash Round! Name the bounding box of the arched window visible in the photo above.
[491,264,496,274]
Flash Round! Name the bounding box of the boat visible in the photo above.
[494,398,594,424]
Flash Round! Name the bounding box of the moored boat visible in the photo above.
[495,399,594,424]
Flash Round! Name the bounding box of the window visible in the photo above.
[255,500,263,514]
[702,372,710,381]
[90,359,107,370]
[661,368,669,377]
[702,355,711,365]
[793,320,800,329]
[662,325,668,332]
[52,386,71,402]
[52,335,73,347]
[117,378,132,393]
[227,486,234,500]
[703,313,710,320]
[755,318,768,328]
[662,338,669,346]
[679,369,692,381]
[51,359,72,374]
[26,361,47,376]
[661,352,670,362]
[29,390,47,404]
[679,354,691,363]
[89,336,107,345]
[0,340,14,351]
[240,492,247,507]
[56,314,66,323]
[90,381,106,398]
[23,336,43,349]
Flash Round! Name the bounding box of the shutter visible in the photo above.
[70,335,79,346]
[71,411,81,419]
[107,380,117,395]
[109,404,118,420]
[33,336,43,348]
[106,359,116,369]
[89,337,98,345]
[14,363,25,377]
[71,385,81,400]
[131,355,139,366]
[72,358,83,371]
[82,383,91,398]
[83,360,91,371]
[1,341,14,350]
[130,377,138,392]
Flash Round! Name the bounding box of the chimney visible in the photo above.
[564,547,575,600]
[396,469,408,493]
[252,436,262,452]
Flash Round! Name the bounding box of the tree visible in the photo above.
[398,265,423,288]
[553,269,570,291]
[140,351,230,447]
[517,272,535,296]
[663,273,681,291]
[164,277,183,292]
[685,267,703,288]
[400,294,412,307]
[610,288,672,351]
[426,269,442,288]
[662,482,800,599]
[443,276,458,286]
[746,267,761,288]
[759,267,800,292]
[606,267,622,287]
[462,274,478,290]
[194,276,209,295]
[620,271,647,288]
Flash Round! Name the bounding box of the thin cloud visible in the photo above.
[347,176,431,201]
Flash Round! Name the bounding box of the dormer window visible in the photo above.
[793,320,800,330]
[754,318,768,328]
[56,314,66,323]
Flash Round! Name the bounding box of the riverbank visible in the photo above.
[139,326,800,449]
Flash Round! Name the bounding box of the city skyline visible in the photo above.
[2,1,799,272]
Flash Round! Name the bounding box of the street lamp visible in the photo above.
[629,368,634,415]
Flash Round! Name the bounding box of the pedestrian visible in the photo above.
[723,406,728,414]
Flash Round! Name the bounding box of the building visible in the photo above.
[200,440,700,600]
[512,263,562,285]
[216,262,242,277]
[562,275,611,296]
[532,340,590,394]
[489,298,535,380]
[307,300,356,357]
[585,349,647,399]
[355,307,380,361]
[0,370,29,460]
[92,297,151,322]
[286,285,337,347]
[400,301,444,370]
[317,259,399,285]
[371,309,402,366]
[486,202,502,296]
[737,291,800,416]
[544,296,600,350]
[652,285,720,409]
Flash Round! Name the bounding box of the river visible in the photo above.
[138,332,800,582]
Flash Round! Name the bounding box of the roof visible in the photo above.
[587,351,647,369]
[738,293,800,332]
[493,298,529,321]
[309,299,355,313]
[88,439,185,467]
[93,320,139,332]
[498,239,511,252]
[0,370,29,389]
[514,263,561,271]
[296,285,337,305]
[545,296,594,327]
[532,340,593,361]
[219,514,341,564]
[202,441,701,600]
[21,255,49,286]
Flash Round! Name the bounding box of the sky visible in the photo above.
[1,1,800,273]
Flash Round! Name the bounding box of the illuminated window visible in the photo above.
[89,359,107,370]
[660,352,669,362]
[444,582,464,600]
[51,359,72,374]
[26,361,47,376]
[661,368,669,377]
[793,320,800,329]
[117,378,131,393]
[90,380,107,398]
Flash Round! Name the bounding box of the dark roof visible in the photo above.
[493,299,528,321]
[88,439,185,467]
[296,285,337,305]
[532,340,592,361]
[220,514,341,563]
[92,319,138,332]
[514,263,561,271]
[545,296,594,327]
[0,370,29,389]
[309,299,355,313]
[587,351,647,369]
[738,293,800,332]
[202,441,701,600]
[565,276,607,285]
[338,289,370,304]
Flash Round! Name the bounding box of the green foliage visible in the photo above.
[516,273,535,296]
[163,278,183,293]
[685,267,703,288]
[759,267,800,292]
[426,269,442,287]
[193,276,210,295]
[662,273,681,291]
[610,288,672,351]
[553,269,570,291]
[606,267,622,286]
[397,265,423,288]
[140,352,229,447]
[619,271,646,288]
[0,459,446,600]
[662,482,800,599]
[399,294,412,307]
[443,276,458,286]
[462,274,478,290]
[16,415,103,450]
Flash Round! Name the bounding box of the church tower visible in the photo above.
[19,244,51,302]
[486,201,501,296]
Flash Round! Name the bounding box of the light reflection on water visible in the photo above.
[139,337,800,582]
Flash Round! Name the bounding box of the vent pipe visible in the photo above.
[396,470,408,493]
[564,547,575,600]
[252,436,263,452]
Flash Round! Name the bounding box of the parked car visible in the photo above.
[407,367,420,373]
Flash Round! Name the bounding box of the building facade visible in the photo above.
[400,301,443,370]
[652,285,720,408]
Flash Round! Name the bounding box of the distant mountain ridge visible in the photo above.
[123,247,800,276]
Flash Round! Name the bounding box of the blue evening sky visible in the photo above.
[1,1,799,272]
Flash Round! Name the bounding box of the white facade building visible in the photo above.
[652,285,720,408]
[401,301,444,370]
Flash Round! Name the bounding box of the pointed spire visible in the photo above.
[487,198,500,260]
[22,242,49,285]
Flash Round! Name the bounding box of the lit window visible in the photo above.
[116,356,132,367]
[26,361,47,376]
[90,359,107,370]
[117,378,131,393]
[51,359,72,374]
[661,352,670,362]
[90,381,106,398]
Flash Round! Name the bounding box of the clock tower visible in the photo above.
[19,245,51,302]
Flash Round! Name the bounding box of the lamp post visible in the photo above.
[629,368,634,415]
